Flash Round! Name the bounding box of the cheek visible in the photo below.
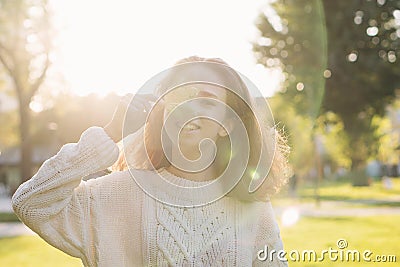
[214,110,229,129]
[163,109,168,122]
[202,109,228,132]
[199,119,224,136]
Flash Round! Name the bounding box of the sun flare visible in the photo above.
[50,0,281,97]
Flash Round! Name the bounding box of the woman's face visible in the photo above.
[162,83,229,159]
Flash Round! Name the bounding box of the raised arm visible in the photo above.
[12,126,119,265]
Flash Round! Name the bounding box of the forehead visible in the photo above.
[162,63,235,100]
[164,83,227,102]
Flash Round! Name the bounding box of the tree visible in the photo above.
[0,0,53,181]
[0,109,19,150]
[269,95,316,179]
[254,0,400,170]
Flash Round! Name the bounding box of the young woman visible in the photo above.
[12,56,290,266]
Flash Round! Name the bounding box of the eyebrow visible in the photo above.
[198,90,219,98]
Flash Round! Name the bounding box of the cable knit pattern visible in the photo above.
[12,127,288,267]
[156,203,231,265]
[143,172,236,266]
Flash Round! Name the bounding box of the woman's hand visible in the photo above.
[104,93,159,142]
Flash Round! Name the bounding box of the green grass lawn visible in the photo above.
[1,215,398,266]
[299,178,400,201]
[279,215,400,266]
[274,178,400,207]
[0,235,82,267]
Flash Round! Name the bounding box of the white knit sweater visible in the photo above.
[12,127,287,267]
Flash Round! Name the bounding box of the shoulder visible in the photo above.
[255,200,281,241]
[232,198,273,213]
[250,200,277,225]
[84,169,156,195]
[234,200,278,232]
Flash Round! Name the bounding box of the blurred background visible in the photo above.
[0,0,399,266]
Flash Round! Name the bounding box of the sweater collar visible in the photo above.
[157,167,214,187]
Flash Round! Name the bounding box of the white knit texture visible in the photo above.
[12,127,287,267]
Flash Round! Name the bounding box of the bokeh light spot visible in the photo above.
[377,0,386,6]
[281,207,300,227]
[296,82,304,91]
[388,51,396,63]
[366,26,379,36]
[323,69,332,78]
[347,52,358,62]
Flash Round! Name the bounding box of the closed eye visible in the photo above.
[202,99,217,106]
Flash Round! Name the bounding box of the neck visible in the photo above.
[166,164,218,182]
[166,144,219,182]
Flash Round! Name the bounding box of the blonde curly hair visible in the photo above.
[112,56,291,201]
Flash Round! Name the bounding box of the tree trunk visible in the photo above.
[349,138,370,187]
[19,98,33,183]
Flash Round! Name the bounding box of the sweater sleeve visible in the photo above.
[11,126,119,265]
[252,201,288,267]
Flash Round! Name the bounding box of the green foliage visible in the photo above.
[0,110,19,150]
[372,116,398,164]
[0,0,54,181]
[270,96,351,180]
[254,0,400,169]
[315,112,351,170]
[254,0,327,119]
[0,212,20,222]
[0,0,53,93]
[323,0,400,117]
[269,94,316,177]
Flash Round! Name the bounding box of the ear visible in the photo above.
[218,118,234,137]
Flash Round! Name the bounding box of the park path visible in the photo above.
[0,197,35,237]
[0,222,35,238]
[1,197,400,238]
[273,200,400,217]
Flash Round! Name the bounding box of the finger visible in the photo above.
[146,97,166,112]
[140,93,158,100]
[124,94,161,114]
[128,103,147,113]
[140,95,161,110]
[130,94,155,105]
[121,93,134,102]
[128,101,149,113]
[137,94,159,104]
[121,96,133,107]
